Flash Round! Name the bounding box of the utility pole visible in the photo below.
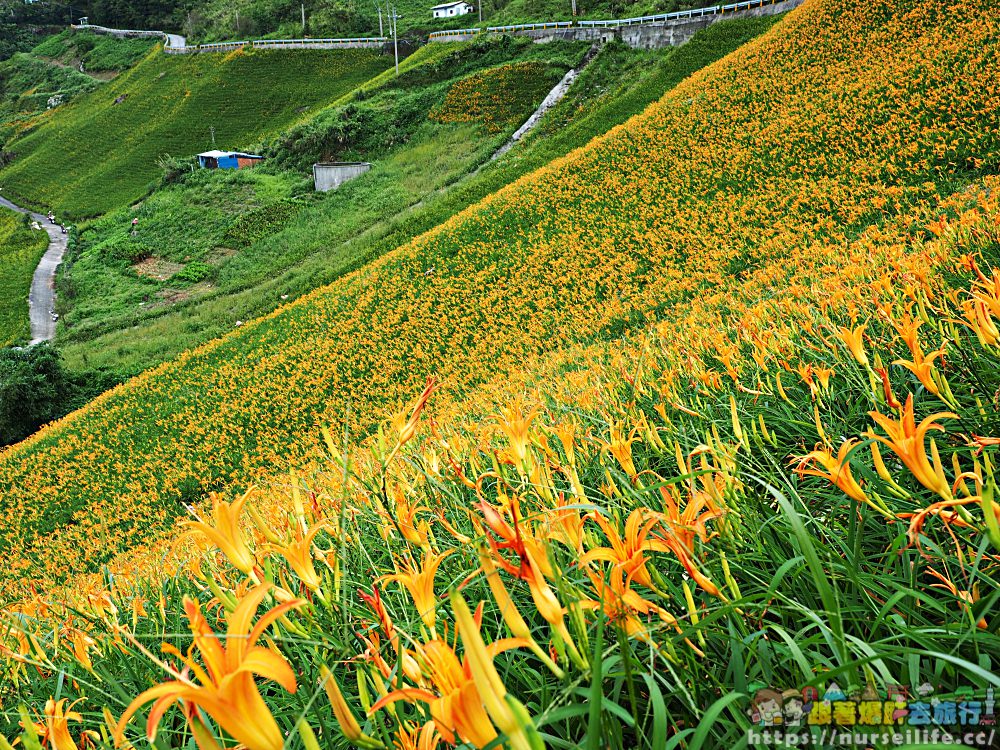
[235,9,240,34]
[390,5,399,75]
[210,126,216,146]
[301,3,306,34]
[374,1,383,36]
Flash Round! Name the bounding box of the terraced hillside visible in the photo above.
[1,0,995,594]
[2,0,1000,746]
[0,44,391,217]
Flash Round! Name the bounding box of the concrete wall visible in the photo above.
[429,0,804,48]
[313,162,372,192]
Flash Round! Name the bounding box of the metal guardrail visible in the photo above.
[252,37,388,47]
[428,28,483,39]
[579,0,776,27]
[486,21,573,32]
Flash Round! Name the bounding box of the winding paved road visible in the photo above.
[0,195,67,344]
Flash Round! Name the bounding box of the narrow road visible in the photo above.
[164,33,187,50]
[0,195,68,345]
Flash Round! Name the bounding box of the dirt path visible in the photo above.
[0,195,68,345]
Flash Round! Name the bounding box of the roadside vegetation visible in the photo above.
[150,0,722,42]
[31,29,158,73]
[2,2,999,747]
[0,344,117,446]
[0,206,47,346]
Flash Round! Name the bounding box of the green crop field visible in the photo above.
[0,44,391,217]
[0,206,48,346]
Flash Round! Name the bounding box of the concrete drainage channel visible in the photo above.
[492,42,602,161]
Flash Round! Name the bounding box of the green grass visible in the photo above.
[31,29,158,73]
[58,17,779,374]
[0,52,100,139]
[0,45,391,218]
[0,207,48,346]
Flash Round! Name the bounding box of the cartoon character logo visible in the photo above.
[748,689,785,726]
[782,690,806,726]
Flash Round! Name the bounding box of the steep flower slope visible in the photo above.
[0,0,997,598]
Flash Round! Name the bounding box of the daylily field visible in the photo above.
[3,0,1000,747]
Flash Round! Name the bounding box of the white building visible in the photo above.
[431,1,474,18]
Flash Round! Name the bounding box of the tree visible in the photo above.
[0,345,122,447]
[0,344,66,446]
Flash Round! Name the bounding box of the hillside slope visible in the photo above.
[0,44,390,217]
[55,19,779,375]
[0,0,997,597]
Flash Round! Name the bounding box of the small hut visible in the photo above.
[198,150,264,170]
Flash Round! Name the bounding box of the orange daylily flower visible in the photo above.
[794,440,874,509]
[580,567,680,647]
[600,422,640,481]
[369,628,527,749]
[21,699,95,750]
[388,378,437,463]
[837,323,869,366]
[496,401,540,474]
[581,508,668,590]
[867,394,956,499]
[115,585,306,750]
[267,523,328,592]
[651,487,724,597]
[183,490,257,576]
[894,347,945,396]
[380,548,454,631]
[393,721,441,750]
[926,567,987,629]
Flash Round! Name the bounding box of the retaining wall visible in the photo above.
[429,0,803,48]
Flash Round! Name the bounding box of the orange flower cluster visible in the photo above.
[2,7,1000,746]
[429,61,563,133]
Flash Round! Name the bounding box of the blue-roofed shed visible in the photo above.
[198,150,264,170]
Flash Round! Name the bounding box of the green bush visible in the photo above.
[171,261,214,284]
[99,233,153,264]
[0,344,122,446]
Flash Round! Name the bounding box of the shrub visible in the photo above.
[170,261,215,284]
